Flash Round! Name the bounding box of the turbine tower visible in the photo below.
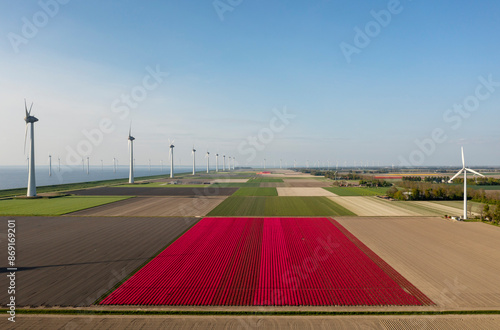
[48,155,52,177]
[448,147,485,219]
[24,100,38,197]
[192,146,196,175]
[223,155,226,171]
[216,153,219,172]
[128,126,135,184]
[169,139,175,178]
[205,151,210,173]
[232,156,235,170]
[58,157,61,172]
[86,157,90,174]
[113,157,117,173]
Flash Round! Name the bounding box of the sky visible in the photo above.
[1,0,499,168]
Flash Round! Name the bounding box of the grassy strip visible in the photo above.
[2,309,500,316]
[93,219,201,305]
[0,196,131,216]
[232,188,278,196]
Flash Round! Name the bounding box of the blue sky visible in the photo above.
[1,0,499,167]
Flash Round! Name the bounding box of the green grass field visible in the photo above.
[232,188,278,196]
[0,196,131,216]
[207,196,355,216]
[323,187,390,196]
[247,178,284,183]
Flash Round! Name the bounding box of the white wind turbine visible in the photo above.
[448,147,485,219]
[169,139,175,178]
[223,155,226,171]
[215,153,219,172]
[232,156,235,170]
[205,151,210,173]
[58,156,61,172]
[128,126,135,183]
[86,157,90,174]
[48,155,52,177]
[192,146,196,175]
[24,100,38,197]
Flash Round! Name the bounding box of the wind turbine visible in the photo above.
[48,155,52,177]
[148,159,151,172]
[192,146,196,175]
[58,157,61,172]
[232,156,235,170]
[86,157,90,174]
[223,155,226,171]
[101,159,104,171]
[113,157,117,173]
[215,153,219,172]
[205,151,210,173]
[24,100,38,197]
[169,139,175,178]
[128,126,135,183]
[448,147,485,219]
[280,159,282,169]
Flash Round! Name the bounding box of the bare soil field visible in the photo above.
[211,179,249,183]
[68,187,238,196]
[334,217,500,309]
[329,197,420,216]
[277,187,338,197]
[71,196,227,217]
[4,314,500,329]
[259,182,288,187]
[283,179,332,187]
[0,216,198,307]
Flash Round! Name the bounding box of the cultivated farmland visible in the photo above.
[207,197,355,216]
[101,217,431,306]
[277,187,338,197]
[70,196,227,217]
[232,187,278,196]
[323,187,390,196]
[335,217,500,308]
[0,216,199,306]
[68,186,238,196]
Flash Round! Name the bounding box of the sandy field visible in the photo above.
[329,197,421,216]
[0,216,198,307]
[334,217,500,309]
[277,187,338,197]
[4,314,499,329]
[71,196,227,217]
[283,179,332,187]
[68,186,238,196]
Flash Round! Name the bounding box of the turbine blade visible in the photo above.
[461,147,465,168]
[24,124,28,154]
[129,123,131,137]
[449,169,464,182]
[24,99,28,118]
[465,168,485,177]
[29,102,33,116]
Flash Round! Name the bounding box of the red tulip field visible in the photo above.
[100,217,433,306]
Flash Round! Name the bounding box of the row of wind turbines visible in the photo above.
[127,129,236,184]
[23,101,238,197]
[23,102,485,219]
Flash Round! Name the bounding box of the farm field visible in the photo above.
[323,187,390,196]
[207,196,355,216]
[277,187,338,197]
[210,182,261,188]
[68,186,238,196]
[232,187,278,196]
[0,216,199,306]
[335,217,500,308]
[4,314,500,329]
[0,196,130,216]
[70,196,227,217]
[101,217,431,306]
[282,179,332,187]
[328,197,465,217]
[247,178,284,183]
[119,182,208,188]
